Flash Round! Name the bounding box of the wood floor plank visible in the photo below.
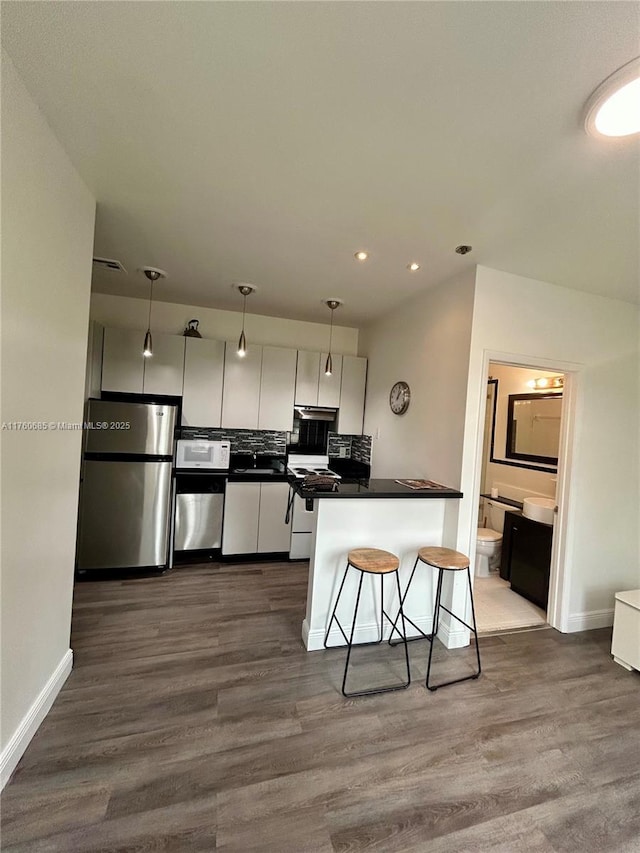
[2,561,638,852]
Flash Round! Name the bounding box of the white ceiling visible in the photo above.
[3,1,639,326]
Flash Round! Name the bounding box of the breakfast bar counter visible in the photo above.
[296,478,464,651]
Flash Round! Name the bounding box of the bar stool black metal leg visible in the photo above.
[341,571,364,696]
[394,570,411,689]
[426,566,482,691]
[388,555,431,645]
[425,568,444,691]
[324,562,350,648]
[467,567,482,678]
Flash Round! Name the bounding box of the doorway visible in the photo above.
[473,361,565,633]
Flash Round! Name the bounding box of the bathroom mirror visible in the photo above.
[505,393,562,465]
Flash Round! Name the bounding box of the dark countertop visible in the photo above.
[479,493,523,510]
[292,478,463,500]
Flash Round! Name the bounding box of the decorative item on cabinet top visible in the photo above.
[183,320,202,338]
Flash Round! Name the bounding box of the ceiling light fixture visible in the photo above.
[140,267,167,358]
[455,245,473,255]
[323,299,342,376]
[236,284,256,357]
[407,262,420,271]
[354,251,369,261]
[584,57,640,138]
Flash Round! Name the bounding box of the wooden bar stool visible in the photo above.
[324,548,411,697]
[391,546,481,691]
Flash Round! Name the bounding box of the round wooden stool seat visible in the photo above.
[417,546,470,571]
[348,548,400,574]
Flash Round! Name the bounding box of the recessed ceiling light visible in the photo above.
[407,262,420,271]
[455,245,472,255]
[584,57,640,138]
[354,251,369,261]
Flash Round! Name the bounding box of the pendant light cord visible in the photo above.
[147,277,154,330]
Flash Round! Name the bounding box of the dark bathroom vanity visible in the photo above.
[500,510,553,610]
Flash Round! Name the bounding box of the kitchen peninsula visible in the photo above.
[294,478,463,651]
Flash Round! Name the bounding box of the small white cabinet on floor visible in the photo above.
[611,589,640,672]
[222,481,291,555]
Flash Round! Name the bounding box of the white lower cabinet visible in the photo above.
[223,481,291,555]
[257,482,292,552]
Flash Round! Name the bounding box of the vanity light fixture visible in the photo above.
[407,262,420,271]
[140,267,167,358]
[354,251,369,261]
[527,376,564,390]
[584,57,640,138]
[236,284,256,357]
[323,298,342,376]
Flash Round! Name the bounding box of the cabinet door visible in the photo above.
[143,334,185,396]
[509,517,552,609]
[101,327,144,393]
[182,338,225,427]
[221,343,262,429]
[222,482,260,555]
[318,353,342,408]
[336,356,367,435]
[295,350,320,405]
[84,322,104,400]
[259,346,296,431]
[258,482,292,553]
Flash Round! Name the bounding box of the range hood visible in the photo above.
[294,406,338,421]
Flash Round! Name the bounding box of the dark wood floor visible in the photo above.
[2,561,639,852]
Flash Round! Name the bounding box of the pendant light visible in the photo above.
[236,284,256,357]
[140,267,166,358]
[323,299,342,376]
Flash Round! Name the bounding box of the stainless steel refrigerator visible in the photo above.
[76,399,177,572]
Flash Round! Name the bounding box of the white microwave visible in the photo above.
[176,439,231,470]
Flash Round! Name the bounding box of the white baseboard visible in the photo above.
[566,608,614,633]
[1,649,73,790]
[304,614,438,651]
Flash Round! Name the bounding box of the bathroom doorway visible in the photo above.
[473,362,564,633]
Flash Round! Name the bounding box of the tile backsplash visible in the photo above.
[328,432,372,465]
[180,427,372,462]
[180,427,286,454]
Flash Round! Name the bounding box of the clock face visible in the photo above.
[389,381,411,415]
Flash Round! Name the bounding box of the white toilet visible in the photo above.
[475,499,510,577]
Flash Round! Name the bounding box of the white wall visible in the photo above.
[91,292,359,355]
[0,54,96,785]
[360,270,476,489]
[459,266,640,629]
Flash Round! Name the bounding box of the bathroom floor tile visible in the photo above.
[474,575,547,633]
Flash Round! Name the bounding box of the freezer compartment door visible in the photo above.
[77,460,172,570]
[174,493,224,551]
[85,400,176,455]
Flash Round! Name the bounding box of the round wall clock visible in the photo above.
[389,381,411,415]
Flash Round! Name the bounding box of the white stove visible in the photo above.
[287,454,341,480]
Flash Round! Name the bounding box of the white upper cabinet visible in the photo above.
[318,353,342,408]
[143,333,185,396]
[258,346,296,432]
[101,327,145,393]
[221,342,262,429]
[102,327,185,396]
[295,350,320,405]
[182,337,225,427]
[337,355,367,435]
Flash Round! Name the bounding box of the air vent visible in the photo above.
[93,257,126,273]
